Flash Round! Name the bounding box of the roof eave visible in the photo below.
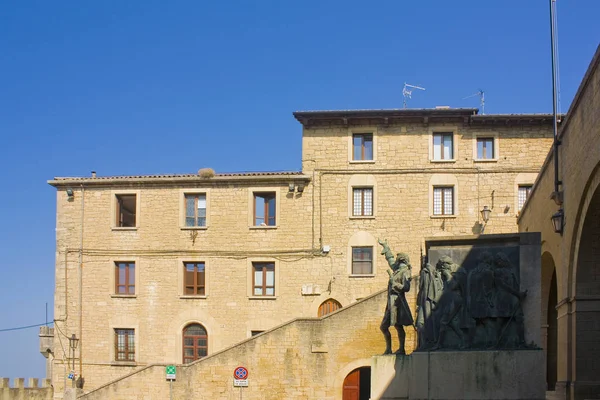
[48,174,312,188]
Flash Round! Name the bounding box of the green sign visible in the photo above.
[166,365,176,380]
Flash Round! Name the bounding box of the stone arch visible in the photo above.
[310,291,351,317]
[568,160,600,389]
[541,251,558,391]
[332,358,372,400]
[568,160,600,298]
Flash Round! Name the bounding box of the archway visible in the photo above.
[318,298,342,317]
[541,251,558,391]
[574,184,600,390]
[342,367,371,400]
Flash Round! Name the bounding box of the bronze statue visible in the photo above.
[416,262,443,350]
[378,239,414,355]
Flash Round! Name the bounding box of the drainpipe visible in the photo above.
[550,0,562,202]
[79,184,84,380]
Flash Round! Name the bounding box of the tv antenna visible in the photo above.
[463,89,485,114]
[402,83,426,108]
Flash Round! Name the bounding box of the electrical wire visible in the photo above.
[0,321,53,333]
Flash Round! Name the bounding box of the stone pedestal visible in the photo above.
[371,350,545,400]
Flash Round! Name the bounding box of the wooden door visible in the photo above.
[342,369,360,400]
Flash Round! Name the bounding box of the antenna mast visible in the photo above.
[402,83,426,108]
[462,89,485,114]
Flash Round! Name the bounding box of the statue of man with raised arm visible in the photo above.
[378,239,414,355]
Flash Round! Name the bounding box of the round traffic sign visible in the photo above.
[234,366,248,380]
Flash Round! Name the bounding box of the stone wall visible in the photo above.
[0,378,52,400]
[78,290,389,400]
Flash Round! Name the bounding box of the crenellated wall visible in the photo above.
[0,378,53,400]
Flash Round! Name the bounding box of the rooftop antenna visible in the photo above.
[463,89,485,114]
[403,83,426,108]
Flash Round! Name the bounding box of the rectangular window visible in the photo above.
[184,262,205,296]
[114,329,135,361]
[353,188,373,216]
[116,194,137,227]
[518,185,533,211]
[115,262,135,295]
[477,137,495,159]
[254,192,276,226]
[432,133,453,160]
[252,262,275,296]
[352,247,373,275]
[433,187,454,216]
[352,133,373,161]
[185,194,206,227]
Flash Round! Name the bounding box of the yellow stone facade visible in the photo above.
[49,108,554,399]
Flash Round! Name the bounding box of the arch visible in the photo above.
[568,160,600,298]
[309,291,352,317]
[318,298,342,317]
[333,358,372,400]
[182,323,208,364]
[342,367,371,400]
[541,251,558,391]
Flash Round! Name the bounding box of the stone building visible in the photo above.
[48,108,554,399]
[518,44,600,400]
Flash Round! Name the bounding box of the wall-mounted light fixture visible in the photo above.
[66,188,74,199]
[288,183,295,193]
[551,208,564,235]
[68,334,79,371]
[297,183,305,193]
[480,206,491,223]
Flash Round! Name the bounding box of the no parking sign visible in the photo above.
[233,366,249,387]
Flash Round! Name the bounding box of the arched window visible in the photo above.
[318,299,342,317]
[183,323,207,364]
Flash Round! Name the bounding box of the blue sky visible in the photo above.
[0,0,598,381]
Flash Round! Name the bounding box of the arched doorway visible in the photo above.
[574,184,600,391]
[182,323,208,364]
[318,298,342,317]
[342,367,371,400]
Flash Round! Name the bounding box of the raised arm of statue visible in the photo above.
[378,238,396,269]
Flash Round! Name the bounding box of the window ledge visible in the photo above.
[430,159,456,163]
[248,296,277,300]
[349,274,375,278]
[112,227,138,231]
[474,159,498,163]
[180,295,207,299]
[180,226,208,230]
[349,216,375,220]
[111,294,137,299]
[111,361,137,367]
[430,215,457,219]
[349,160,375,164]
[249,225,278,230]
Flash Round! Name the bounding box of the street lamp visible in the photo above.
[551,209,564,235]
[68,334,79,371]
[480,206,491,223]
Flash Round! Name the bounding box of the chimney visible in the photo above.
[91,171,97,178]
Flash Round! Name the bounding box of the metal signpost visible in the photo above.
[166,365,176,400]
[233,366,249,399]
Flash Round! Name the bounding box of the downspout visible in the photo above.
[79,184,84,379]
[550,0,562,199]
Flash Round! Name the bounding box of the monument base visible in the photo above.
[371,350,545,400]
